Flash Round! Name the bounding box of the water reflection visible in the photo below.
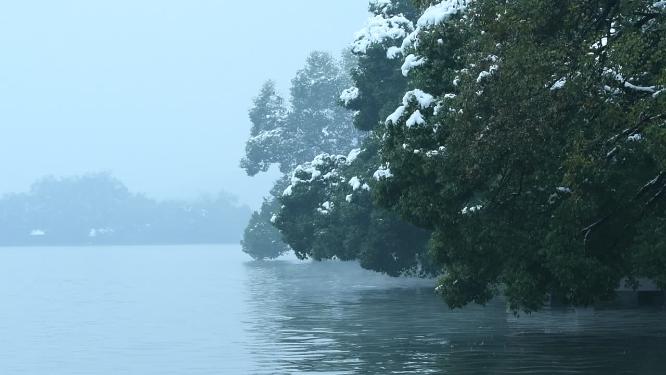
[243,259,666,374]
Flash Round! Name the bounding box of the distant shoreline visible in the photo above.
[0,241,242,248]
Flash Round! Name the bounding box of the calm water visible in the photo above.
[0,245,664,374]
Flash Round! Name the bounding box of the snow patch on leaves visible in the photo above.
[406,110,426,127]
[402,54,426,76]
[476,65,498,83]
[461,205,482,215]
[317,201,334,215]
[370,0,394,14]
[604,68,663,95]
[394,0,473,57]
[373,165,394,180]
[349,176,371,191]
[352,14,414,55]
[346,148,363,164]
[417,0,474,28]
[387,46,403,59]
[283,153,346,197]
[248,128,283,144]
[550,77,567,91]
[386,89,435,126]
[386,105,407,125]
[628,133,643,142]
[340,87,360,106]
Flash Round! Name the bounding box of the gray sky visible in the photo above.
[0,0,368,209]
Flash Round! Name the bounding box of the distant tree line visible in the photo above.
[0,173,250,246]
[241,0,666,311]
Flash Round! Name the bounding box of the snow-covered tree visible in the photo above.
[372,0,666,311]
[286,51,360,166]
[240,52,360,260]
[241,80,289,176]
[271,0,436,277]
[344,0,417,130]
[244,0,666,310]
[242,52,359,175]
[273,137,435,277]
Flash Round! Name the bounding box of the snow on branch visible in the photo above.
[282,153,347,197]
[352,14,414,55]
[401,54,426,76]
[417,0,474,29]
[373,165,393,180]
[604,68,663,95]
[340,87,360,106]
[391,1,473,62]
[385,89,435,126]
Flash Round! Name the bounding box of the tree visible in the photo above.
[287,51,361,165]
[271,0,436,277]
[273,136,435,277]
[241,52,360,176]
[344,0,417,131]
[241,80,289,176]
[242,0,666,311]
[371,0,666,311]
[240,52,360,260]
[242,190,291,260]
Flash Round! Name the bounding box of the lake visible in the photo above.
[0,245,664,374]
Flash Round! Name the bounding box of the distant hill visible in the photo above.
[0,173,251,246]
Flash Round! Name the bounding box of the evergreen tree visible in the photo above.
[240,52,360,260]
[372,0,666,310]
[241,80,289,176]
[242,200,290,260]
[344,0,418,131]
[242,0,666,311]
[286,51,360,166]
[273,136,435,277]
[272,0,436,277]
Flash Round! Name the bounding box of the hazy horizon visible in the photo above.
[0,0,368,209]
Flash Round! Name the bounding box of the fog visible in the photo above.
[0,0,367,208]
[1,1,665,374]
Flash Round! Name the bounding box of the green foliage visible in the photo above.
[273,137,435,277]
[242,195,290,260]
[373,0,666,311]
[343,0,417,131]
[241,0,666,311]
[269,0,437,277]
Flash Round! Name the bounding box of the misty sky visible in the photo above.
[0,0,368,209]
